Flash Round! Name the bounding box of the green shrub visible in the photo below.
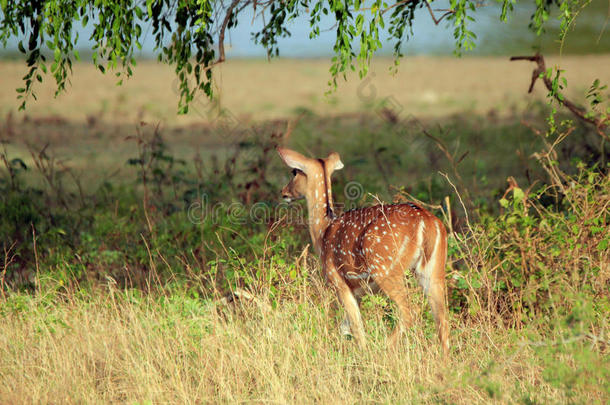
[451,158,609,327]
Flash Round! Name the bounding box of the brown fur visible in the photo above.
[278,147,450,355]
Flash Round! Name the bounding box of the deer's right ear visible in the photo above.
[277,147,310,174]
[326,152,344,172]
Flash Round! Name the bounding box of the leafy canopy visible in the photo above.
[0,0,587,113]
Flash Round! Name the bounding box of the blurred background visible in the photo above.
[0,0,608,283]
[0,1,608,199]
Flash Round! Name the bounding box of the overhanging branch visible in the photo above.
[511,53,609,138]
[203,0,242,72]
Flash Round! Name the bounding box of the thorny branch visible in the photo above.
[510,53,609,139]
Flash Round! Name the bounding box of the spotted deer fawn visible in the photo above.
[277,147,450,355]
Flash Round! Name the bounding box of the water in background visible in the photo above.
[225,0,609,57]
[1,0,609,58]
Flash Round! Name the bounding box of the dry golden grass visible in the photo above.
[0,273,607,404]
[1,55,610,126]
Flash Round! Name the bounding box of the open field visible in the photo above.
[1,56,609,403]
[1,55,609,194]
[0,278,607,404]
[2,55,610,124]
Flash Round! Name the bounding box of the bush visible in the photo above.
[450,145,609,327]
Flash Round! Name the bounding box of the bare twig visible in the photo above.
[380,0,415,16]
[203,0,241,72]
[32,225,40,294]
[390,185,442,211]
[425,3,455,25]
[439,172,472,231]
[412,118,475,214]
[510,53,609,138]
[0,241,17,301]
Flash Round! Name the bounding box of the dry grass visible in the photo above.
[0,273,607,404]
[1,55,610,126]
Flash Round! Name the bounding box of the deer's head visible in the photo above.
[277,147,343,204]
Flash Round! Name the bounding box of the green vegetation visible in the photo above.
[1,0,601,111]
[0,103,608,401]
[0,1,608,399]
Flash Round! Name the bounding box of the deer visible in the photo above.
[277,147,450,355]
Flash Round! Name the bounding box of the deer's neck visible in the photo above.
[307,160,336,256]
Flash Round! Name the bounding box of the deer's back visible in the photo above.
[322,203,442,284]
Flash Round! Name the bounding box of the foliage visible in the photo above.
[0,240,607,403]
[0,88,608,402]
[0,124,305,295]
[449,154,609,326]
[0,0,591,112]
[1,111,608,320]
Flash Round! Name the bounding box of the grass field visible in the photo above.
[2,55,610,124]
[2,55,609,193]
[1,277,607,403]
[0,56,609,403]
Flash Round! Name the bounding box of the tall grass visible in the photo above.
[1,270,607,404]
[0,112,608,403]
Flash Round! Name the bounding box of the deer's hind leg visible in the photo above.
[416,221,450,356]
[325,262,367,347]
[374,272,415,347]
[427,274,449,355]
[339,280,380,337]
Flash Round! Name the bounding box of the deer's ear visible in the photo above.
[325,151,344,173]
[277,147,311,174]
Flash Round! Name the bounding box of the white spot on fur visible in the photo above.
[345,271,370,280]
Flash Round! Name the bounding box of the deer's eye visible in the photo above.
[292,168,299,176]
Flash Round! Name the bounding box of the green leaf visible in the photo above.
[513,187,524,202]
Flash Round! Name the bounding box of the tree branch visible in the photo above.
[204,0,242,72]
[424,3,455,25]
[380,0,416,16]
[510,53,609,138]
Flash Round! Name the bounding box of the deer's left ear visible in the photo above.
[277,147,311,174]
[325,152,344,174]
